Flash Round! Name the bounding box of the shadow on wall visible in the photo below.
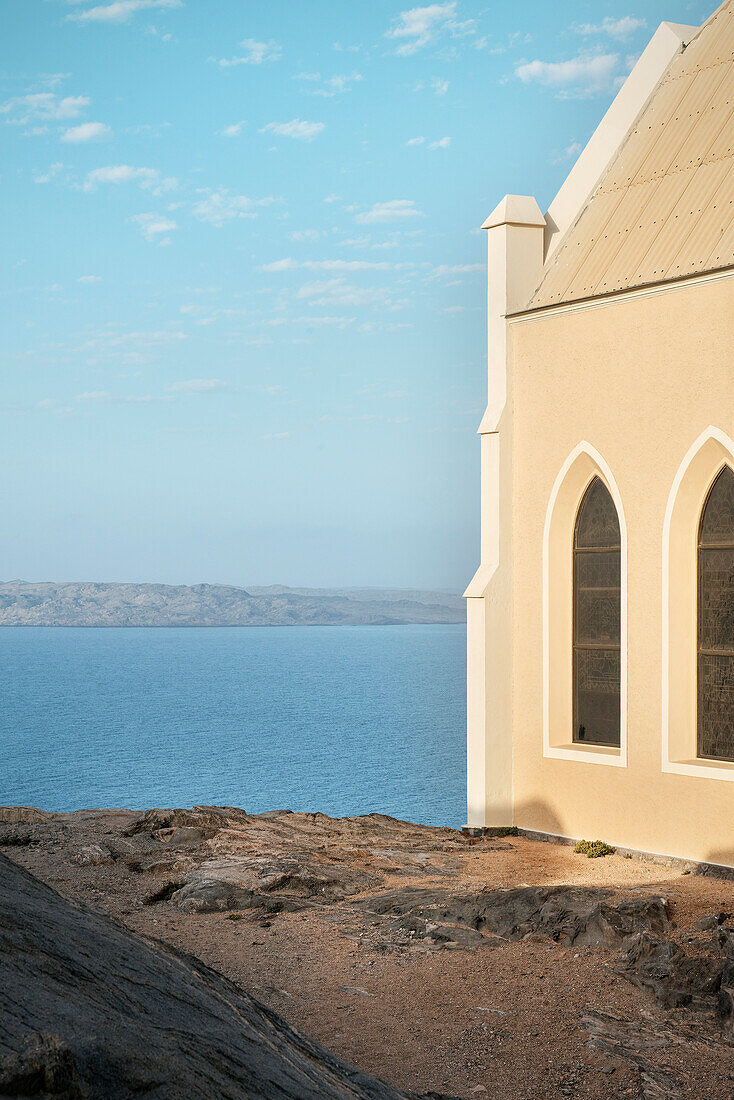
[513,799,565,839]
[701,846,734,876]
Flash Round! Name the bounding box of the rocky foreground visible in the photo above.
[3,806,734,1098]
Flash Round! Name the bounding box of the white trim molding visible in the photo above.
[662,426,734,782]
[542,441,628,768]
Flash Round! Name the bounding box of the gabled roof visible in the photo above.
[527,0,734,311]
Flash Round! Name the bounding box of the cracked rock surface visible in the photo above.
[0,853,453,1100]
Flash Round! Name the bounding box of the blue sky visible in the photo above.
[2,0,712,589]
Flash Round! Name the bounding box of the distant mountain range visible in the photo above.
[0,581,465,627]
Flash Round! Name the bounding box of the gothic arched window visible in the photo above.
[573,477,621,746]
[698,465,734,760]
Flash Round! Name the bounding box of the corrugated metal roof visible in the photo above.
[526,0,734,311]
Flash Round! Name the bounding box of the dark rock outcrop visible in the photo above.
[0,854,456,1099]
[618,931,725,1009]
[355,885,670,948]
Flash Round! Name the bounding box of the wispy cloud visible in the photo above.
[168,378,226,393]
[220,121,246,137]
[356,200,423,224]
[67,0,182,24]
[428,263,483,278]
[32,162,65,184]
[515,53,619,96]
[83,164,177,193]
[573,16,646,38]
[192,188,275,227]
[260,119,325,141]
[551,140,583,164]
[76,390,174,405]
[130,212,177,242]
[295,71,363,97]
[61,121,111,142]
[296,278,392,308]
[261,259,394,273]
[78,275,102,283]
[413,76,450,95]
[290,229,322,242]
[407,135,449,148]
[212,38,281,67]
[1,92,89,125]
[386,2,475,56]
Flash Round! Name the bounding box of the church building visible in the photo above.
[465,1,734,866]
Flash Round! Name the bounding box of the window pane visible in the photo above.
[573,648,621,746]
[699,466,734,546]
[574,478,621,548]
[574,551,621,645]
[698,466,734,761]
[698,547,734,652]
[698,653,734,760]
[573,477,621,747]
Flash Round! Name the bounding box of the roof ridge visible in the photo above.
[525,0,734,310]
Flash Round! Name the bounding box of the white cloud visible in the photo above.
[356,200,422,224]
[551,140,583,164]
[192,188,274,227]
[1,93,89,125]
[260,119,325,141]
[220,121,246,137]
[574,16,646,38]
[261,258,299,272]
[295,71,363,97]
[67,0,182,24]
[76,390,173,405]
[295,278,394,308]
[294,316,355,328]
[413,76,449,95]
[32,162,64,184]
[262,258,393,272]
[130,212,177,241]
[78,275,102,283]
[61,121,111,142]
[83,164,177,193]
[386,2,474,55]
[212,38,281,67]
[324,193,340,203]
[168,378,226,393]
[146,25,173,41]
[428,136,450,148]
[407,136,425,146]
[429,263,483,278]
[290,228,322,241]
[515,53,619,96]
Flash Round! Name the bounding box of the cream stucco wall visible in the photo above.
[507,272,734,865]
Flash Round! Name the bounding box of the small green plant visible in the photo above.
[574,839,616,859]
[226,912,245,921]
[491,826,520,838]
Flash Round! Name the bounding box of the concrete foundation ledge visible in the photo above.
[461,825,734,880]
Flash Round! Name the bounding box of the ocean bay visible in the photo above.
[0,624,465,827]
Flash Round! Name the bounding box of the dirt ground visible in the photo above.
[4,805,734,1100]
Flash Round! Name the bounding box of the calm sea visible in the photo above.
[0,624,466,828]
